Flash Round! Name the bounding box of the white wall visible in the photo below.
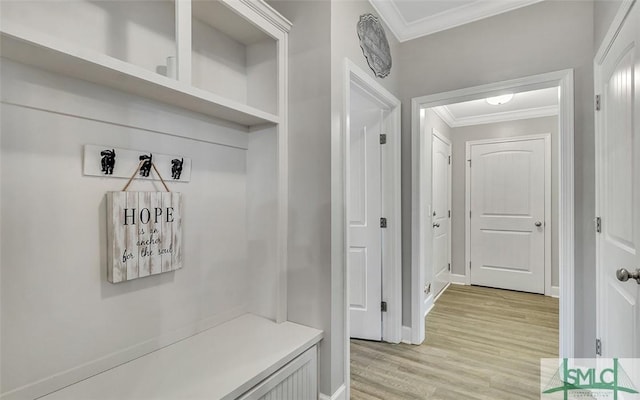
[448,116,560,289]
[0,59,269,396]
[397,1,595,356]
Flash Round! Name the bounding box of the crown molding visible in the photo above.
[431,106,456,127]
[369,0,544,42]
[432,104,559,128]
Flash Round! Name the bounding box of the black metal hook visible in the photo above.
[171,158,184,180]
[139,153,152,177]
[100,149,116,175]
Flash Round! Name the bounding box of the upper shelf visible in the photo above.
[0,22,280,128]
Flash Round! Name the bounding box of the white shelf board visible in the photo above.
[40,314,323,400]
[0,23,279,128]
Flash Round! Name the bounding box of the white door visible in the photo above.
[349,83,384,341]
[468,137,548,294]
[431,131,451,298]
[596,1,640,358]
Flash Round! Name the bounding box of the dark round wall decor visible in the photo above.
[357,14,392,78]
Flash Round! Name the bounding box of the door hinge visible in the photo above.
[448,155,451,165]
[448,210,451,218]
[595,94,601,111]
[468,159,471,167]
[448,263,451,271]
[469,261,472,269]
[469,210,472,218]
[596,217,602,233]
[381,301,388,312]
[380,217,387,228]
[596,338,602,356]
[380,134,387,144]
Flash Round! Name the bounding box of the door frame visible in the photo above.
[432,129,452,299]
[464,134,552,295]
[343,60,402,343]
[410,69,575,359]
[594,0,636,358]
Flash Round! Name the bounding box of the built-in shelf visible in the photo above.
[39,314,323,400]
[0,23,279,127]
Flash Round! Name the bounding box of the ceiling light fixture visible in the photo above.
[486,93,514,105]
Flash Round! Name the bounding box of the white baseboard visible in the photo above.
[423,294,435,318]
[320,384,346,400]
[434,283,451,302]
[550,285,560,298]
[450,274,467,285]
[401,325,413,344]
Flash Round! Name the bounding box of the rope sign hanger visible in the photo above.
[122,160,171,192]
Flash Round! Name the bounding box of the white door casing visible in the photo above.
[348,81,384,341]
[431,130,451,299]
[595,0,640,358]
[343,59,402,399]
[466,135,551,294]
[411,70,574,354]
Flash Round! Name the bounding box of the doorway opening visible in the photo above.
[343,59,402,398]
[410,70,575,359]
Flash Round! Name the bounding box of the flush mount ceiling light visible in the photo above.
[486,93,514,105]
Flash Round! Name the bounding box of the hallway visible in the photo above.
[350,285,559,399]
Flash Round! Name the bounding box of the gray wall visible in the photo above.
[397,0,596,357]
[266,1,401,396]
[329,1,401,395]
[448,116,560,290]
[594,0,624,50]
[266,0,334,395]
[0,60,252,394]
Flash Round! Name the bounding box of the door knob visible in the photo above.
[616,268,640,284]
[535,221,543,227]
[433,223,440,228]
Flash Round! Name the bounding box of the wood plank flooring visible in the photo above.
[350,284,559,400]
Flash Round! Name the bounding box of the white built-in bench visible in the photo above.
[41,314,322,400]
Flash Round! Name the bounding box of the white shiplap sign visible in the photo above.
[107,192,183,283]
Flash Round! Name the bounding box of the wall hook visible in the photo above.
[171,158,184,180]
[139,153,152,177]
[100,149,116,175]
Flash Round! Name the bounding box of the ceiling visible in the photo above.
[431,87,559,127]
[368,0,544,42]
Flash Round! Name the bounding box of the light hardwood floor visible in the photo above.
[350,284,559,400]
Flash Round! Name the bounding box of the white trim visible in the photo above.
[431,105,457,127]
[450,274,467,285]
[342,59,402,398]
[401,326,413,344]
[464,133,552,296]
[368,0,544,43]
[411,69,575,358]
[594,0,636,360]
[319,384,347,400]
[550,286,560,298]
[432,104,559,128]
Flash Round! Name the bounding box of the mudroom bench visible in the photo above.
[40,314,323,400]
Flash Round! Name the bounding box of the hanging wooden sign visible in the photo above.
[107,191,183,283]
